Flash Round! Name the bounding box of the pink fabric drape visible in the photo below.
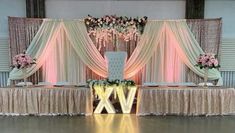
[9,18,220,83]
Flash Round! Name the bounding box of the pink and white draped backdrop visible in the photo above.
[7,18,222,85]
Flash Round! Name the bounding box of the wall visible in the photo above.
[45,0,185,19]
[0,0,26,37]
[205,0,235,38]
[205,1,235,71]
[0,0,26,67]
[205,0,235,86]
[0,0,25,86]
[45,0,235,38]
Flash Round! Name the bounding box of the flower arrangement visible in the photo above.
[84,15,148,50]
[87,79,136,100]
[196,53,220,69]
[87,79,135,88]
[12,53,36,69]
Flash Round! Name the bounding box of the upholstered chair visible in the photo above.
[104,51,127,80]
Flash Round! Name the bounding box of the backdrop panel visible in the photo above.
[7,18,222,85]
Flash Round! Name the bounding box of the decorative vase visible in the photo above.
[23,77,27,87]
[203,68,209,87]
[22,69,27,87]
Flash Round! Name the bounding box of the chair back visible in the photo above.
[105,51,127,80]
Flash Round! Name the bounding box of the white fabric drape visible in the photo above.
[7,19,222,86]
[63,21,108,77]
[8,20,61,84]
[143,32,186,83]
[42,27,86,84]
[124,21,164,78]
[167,21,222,84]
[142,21,222,85]
[7,20,86,85]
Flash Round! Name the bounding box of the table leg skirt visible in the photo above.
[136,87,235,116]
[0,87,93,116]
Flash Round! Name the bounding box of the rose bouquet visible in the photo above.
[196,53,220,87]
[196,53,220,69]
[12,53,36,69]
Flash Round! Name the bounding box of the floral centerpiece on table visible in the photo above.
[11,52,36,86]
[84,15,148,50]
[195,53,220,69]
[195,53,220,87]
[87,79,135,87]
[12,53,36,69]
[87,79,136,99]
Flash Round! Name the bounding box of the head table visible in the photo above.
[1,85,235,116]
[136,86,235,116]
[0,86,92,116]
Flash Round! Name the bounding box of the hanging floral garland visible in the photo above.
[84,15,148,50]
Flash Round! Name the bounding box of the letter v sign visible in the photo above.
[116,86,137,113]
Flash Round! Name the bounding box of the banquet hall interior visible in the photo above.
[1,0,235,133]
